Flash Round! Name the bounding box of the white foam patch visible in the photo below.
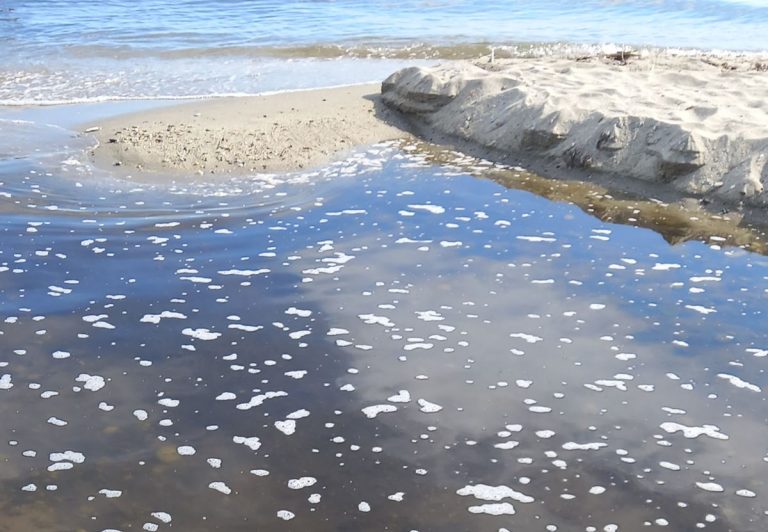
[233,436,261,451]
[387,390,411,403]
[50,451,85,463]
[275,420,296,435]
[218,269,270,276]
[285,307,312,317]
[717,373,761,392]
[517,236,556,243]
[660,422,729,440]
[468,503,516,515]
[404,342,433,351]
[216,392,236,401]
[457,484,534,503]
[228,324,262,332]
[177,446,196,456]
[510,333,542,343]
[140,311,187,324]
[48,463,73,472]
[287,477,317,489]
[685,305,716,315]
[408,204,445,214]
[182,328,221,341]
[652,263,681,271]
[416,310,444,321]
[289,330,311,340]
[236,390,288,410]
[151,512,172,523]
[696,482,724,492]
[417,399,443,413]
[362,404,398,418]
[562,442,607,451]
[594,379,627,391]
[208,481,231,494]
[659,461,681,471]
[75,374,105,391]
[690,276,721,282]
[358,313,394,327]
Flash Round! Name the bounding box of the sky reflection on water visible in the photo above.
[1,143,768,530]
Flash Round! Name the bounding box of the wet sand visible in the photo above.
[82,84,411,177]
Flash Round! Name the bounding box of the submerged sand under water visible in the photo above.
[1,137,768,530]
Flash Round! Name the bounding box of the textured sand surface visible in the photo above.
[83,84,409,177]
[381,53,768,206]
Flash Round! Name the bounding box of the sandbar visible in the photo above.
[82,84,410,177]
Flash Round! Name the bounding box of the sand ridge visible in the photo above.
[381,53,768,206]
[83,84,410,178]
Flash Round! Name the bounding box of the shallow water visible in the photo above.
[2,134,768,530]
[2,0,768,105]
[5,0,768,52]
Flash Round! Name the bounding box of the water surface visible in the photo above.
[3,0,768,105]
[2,137,768,531]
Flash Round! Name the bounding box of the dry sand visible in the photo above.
[382,53,768,207]
[83,84,410,177]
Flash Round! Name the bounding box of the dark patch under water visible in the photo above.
[1,143,768,531]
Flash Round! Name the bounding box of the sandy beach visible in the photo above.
[82,84,411,177]
[382,52,768,207]
[83,53,768,211]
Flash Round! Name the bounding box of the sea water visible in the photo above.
[2,0,768,105]
[2,1,768,531]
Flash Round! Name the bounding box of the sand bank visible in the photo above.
[382,53,768,207]
[82,84,410,177]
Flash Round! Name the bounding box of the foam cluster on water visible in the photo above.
[0,140,766,529]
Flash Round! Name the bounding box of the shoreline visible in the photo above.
[76,54,768,232]
[80,84,412,178]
